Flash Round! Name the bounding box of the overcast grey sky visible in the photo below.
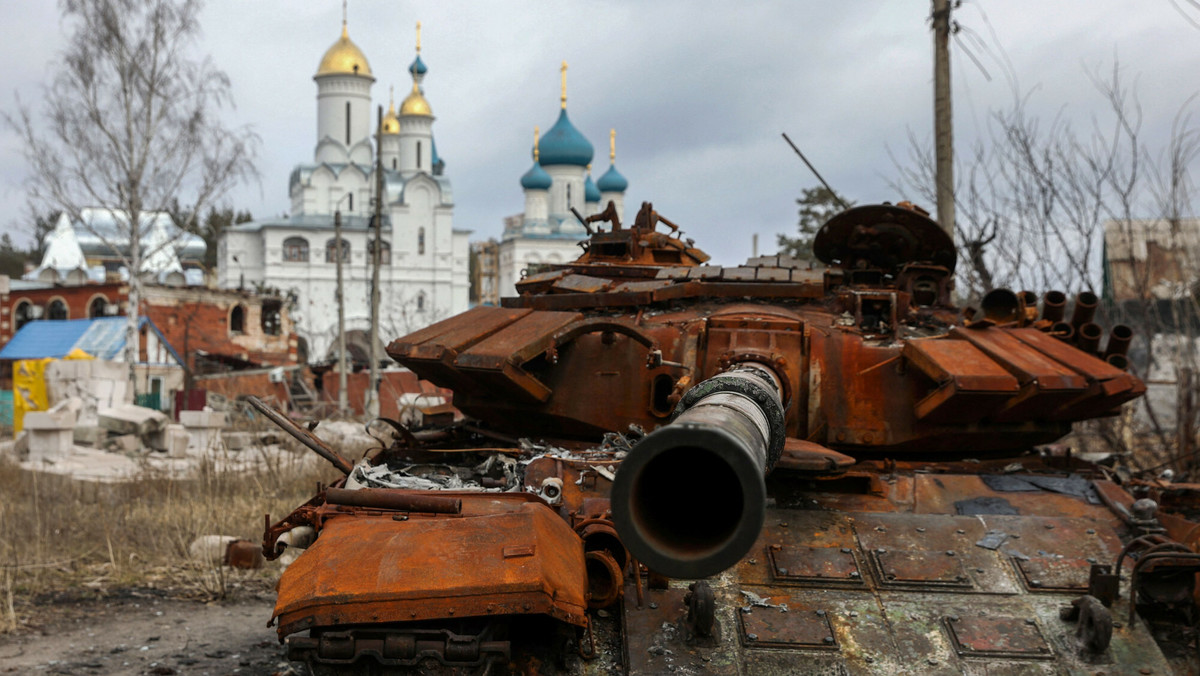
[2,0,1198,265]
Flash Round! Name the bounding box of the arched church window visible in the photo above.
[566,184,572,209]
[283,237,310,263]
[47,298,68,320]
[230,304,246,335]
[417,142,422,171]
[88,295,109,318]
[348,193,353,212]
[416,292,426,312]
[345,102,351,145]
[326,238,350,263]
[368,239,391,265]
[14,300,33,330]
[418,227,426,255]
[392,158,397,170]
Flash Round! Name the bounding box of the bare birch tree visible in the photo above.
[6,0,256,391]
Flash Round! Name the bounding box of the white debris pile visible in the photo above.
[345,452,521,492]
[518,425,644,462]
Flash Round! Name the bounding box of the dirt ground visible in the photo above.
[0,589,295,676]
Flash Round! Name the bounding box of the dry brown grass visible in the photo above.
[0,445,339,633]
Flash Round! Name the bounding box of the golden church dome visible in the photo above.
[399,82,432,117]
[315,24,373,79]
[382,100,400,134]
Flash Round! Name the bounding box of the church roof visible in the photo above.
[230,213,390,234]
[597,163,628,192]
[584,173,601,202]
[539,109,593,167]
[315,24,373,79]
[521,162,553,191]
[400,82,432,117]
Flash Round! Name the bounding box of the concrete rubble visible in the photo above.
[99,402,170,437]
[4,399,329,483]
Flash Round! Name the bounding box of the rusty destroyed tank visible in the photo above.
[260,201,1200,675]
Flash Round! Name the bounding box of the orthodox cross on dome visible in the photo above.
[416,21,421,53]
[342,0,347,29]
[560,61,568,109]
[533,126,541,162]
[610,129,616,163]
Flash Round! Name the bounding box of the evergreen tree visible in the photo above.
[777,186,852,260]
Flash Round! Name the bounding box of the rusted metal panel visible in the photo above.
[950,326,1088,392]
[454,310,582,371]
[944,616,1052,658]
[553,274,613,294]
[741,603,838,649]
[768,545,863,585]
[389,305,531,361]
[904,338,1020,421]
[272,501,588,636]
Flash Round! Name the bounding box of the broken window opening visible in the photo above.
[230,304,246,335]
[261,299,282,336]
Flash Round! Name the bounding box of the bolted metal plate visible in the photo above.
[869,549,972,589]
[1013,555,1093,593]
[769,546,863,586]
[740,605,838,650]
[944,616,1052,659]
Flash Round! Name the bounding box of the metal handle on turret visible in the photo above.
[611,363,786,579]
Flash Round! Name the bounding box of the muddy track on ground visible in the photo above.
[0,588,293,675]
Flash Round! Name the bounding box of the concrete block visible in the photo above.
[149,423,190,458]
[73,425,108,447]
[185,427,225,455]
[23,409,77,430]
[103,434,142,453]
[222,431,255,451]
[98,403,168,437]
[25,411,75,463]
[179,409,227,429]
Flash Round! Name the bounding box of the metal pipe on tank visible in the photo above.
[1106,353,1130,371]
[1050,321,1075,342]
[1105,324,1134,358]
[1042,290,1067,323]
[981,288,1021,324]
[1070,291,1099,329]
[611,363,786,580]
[1076,322,1103,354]
[1019,291,1038,324]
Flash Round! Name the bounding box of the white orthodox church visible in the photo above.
[495,64,629,298]
[219,18,469,361]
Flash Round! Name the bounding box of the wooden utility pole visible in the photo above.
[367,105,384,417]
[933,0,955,241]
[334,208,348,415]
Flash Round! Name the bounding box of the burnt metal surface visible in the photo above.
[262,202,1200,674]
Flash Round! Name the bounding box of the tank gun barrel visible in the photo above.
[612,363,786,579]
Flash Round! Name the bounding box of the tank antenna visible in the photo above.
[781,132,850,211]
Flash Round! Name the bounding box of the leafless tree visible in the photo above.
[6,0,257,392]
[893,64,1200,471]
